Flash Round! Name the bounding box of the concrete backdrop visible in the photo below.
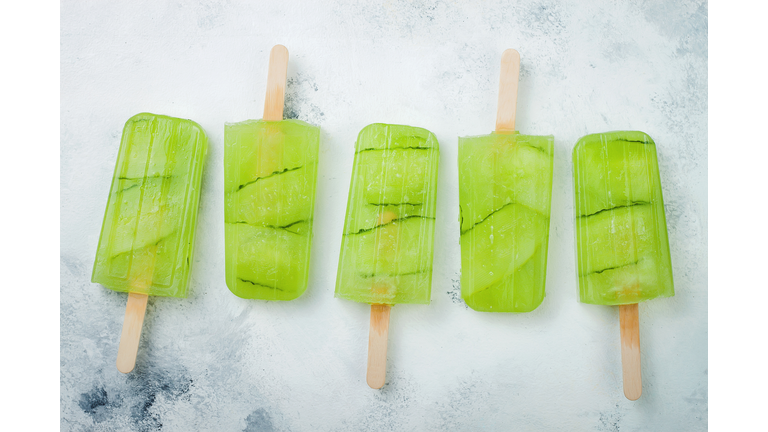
[60,1,708,430]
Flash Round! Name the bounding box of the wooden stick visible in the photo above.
[263,44,289,121]
[366,304,391,389]
[116,292,149,373]
[619,303,642,400]
[495,48,521,133]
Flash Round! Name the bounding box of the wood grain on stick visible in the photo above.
[495,48,521,132]
[116,292,149,373]
[619,303,642,400]
[263,44,289,121]
[367,304,391,389]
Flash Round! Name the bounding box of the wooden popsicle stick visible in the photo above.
[619,303,642,400]
[495,48,521,133]
[116,292,149,373]
[366,304,391,389]
[263,44,289,121]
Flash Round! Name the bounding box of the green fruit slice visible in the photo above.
[579,256,674,305]
[357,148,439,205]
[459,133,553,228]
[463,249,547,312]
[575,204,657,275]
[460,203,547,297]
[225,165,316,227]
[225,223,312,300]
[225,120,320,191]
[573,132,655,217]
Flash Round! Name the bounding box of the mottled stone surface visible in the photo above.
[61,1,707,430]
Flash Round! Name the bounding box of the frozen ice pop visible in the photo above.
[572,130,674,400]
[92,112,208,372]
[572,131,674,305]
[224,120,320,300]
[335,123,439,305]
[458,49,554,312]
[224,45,320,301]
[459,134,554,312]
[336,123,439,388]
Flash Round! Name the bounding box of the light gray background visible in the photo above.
[60,1,707,430]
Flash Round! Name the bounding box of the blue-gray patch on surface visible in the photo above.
[75,368,194,432]
[243,408,276,432]
[127,371,194,432]
[284,74,325,125]
[78,386,112,423]
[596,403,623,432]
[447,275,467,308]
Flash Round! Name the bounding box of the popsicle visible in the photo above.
[336,123,439,388]
[92,112,208,373]
[224,45,320,300]
[458,49,554,312]
[573,130,674,400]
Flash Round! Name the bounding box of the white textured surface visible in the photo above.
[60,1,707,430]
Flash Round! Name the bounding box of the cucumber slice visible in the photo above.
[458,133,554,225]
[335,267,432,305]
[463,248,547,312]
[105,176,187,256]
[575,204,661,275]
[460,203,547,297]
[342,216,435,276]
[579,256,674,305]
[343,144,436,234]
[225,165,316,227]
[343,202,432,235]
[103,231,181,293]
[225,119,320,192]
[225,223,312,300]
[337,216,435,303]
[573,131,656,217]
[356,148,439,205]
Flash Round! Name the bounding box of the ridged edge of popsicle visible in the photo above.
[224,118,320,129]
[355,123,439,152]
[572,130,655,156]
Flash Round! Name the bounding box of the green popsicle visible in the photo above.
[573,131,674,305]
[92,113,208,298]
[335,123,439,305]
[224,119,320,300]
[458,132,554,312]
